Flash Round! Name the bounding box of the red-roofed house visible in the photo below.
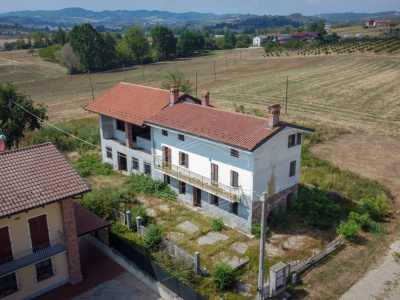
[85,84,313,232]
[290,32,319,42]
[0,143,97,299]
[374,20,391,27]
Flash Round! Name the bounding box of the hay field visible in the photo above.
[0,47,399,137]
[327,24,392,36]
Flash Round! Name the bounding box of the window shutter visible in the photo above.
[297,133,302,145]
[211,164,218,182]
[288,135,291,148]
[179,152,182,165]
[0,227,12,261]
[167,148,171,164]
[230,171,238,187]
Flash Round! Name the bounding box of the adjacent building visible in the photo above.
[253,32,318,46]
[365,19,391,28]
[85,83,313,232]
[0,143,91,299]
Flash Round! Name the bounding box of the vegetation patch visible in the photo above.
[125,174,177,200]
[75,154,114,177]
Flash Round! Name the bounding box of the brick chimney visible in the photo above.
[200,90,210,106]
[268,103,281,127]
[170,85,179,105]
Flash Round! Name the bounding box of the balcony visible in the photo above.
[0,231,67,277]
[154,156,240,202]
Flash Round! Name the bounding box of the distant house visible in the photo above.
[85,83,314,233]
[252,34,285,46]
[290,32,319,42]
[374,20,391,27]
[324,23,332,30]
[0,143,109,299]
[365,19,375,28]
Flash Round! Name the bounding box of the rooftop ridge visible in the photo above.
[119,82,184,96]
[0,142,52,156]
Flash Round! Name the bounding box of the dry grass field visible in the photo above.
[1,46,400,299]
[327,24,392,36]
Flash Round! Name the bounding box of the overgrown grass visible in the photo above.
[75,154,114,177]
[21,117,100,151]
[125,174,177,200]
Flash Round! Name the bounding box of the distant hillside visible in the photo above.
[313,11,399,23]
[0,7,252,27]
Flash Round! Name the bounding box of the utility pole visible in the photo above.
[257,192,268,300]
[123,64,126,82]
[285,76,288,114]
[214,59,216,81]
[196,70,198,99]
[88,70,94,100]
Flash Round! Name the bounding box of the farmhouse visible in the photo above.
[252,34,285,46]
[365,19,391,28]
[85,83,314,232]
[0,143,107,299]
[253,32,318,46]
[290,32,319,42]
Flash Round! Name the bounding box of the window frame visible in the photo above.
[296,133,302,145]
[0,273,19,297]
[164,174,170,184]
[116,119,125,132]
[106,147,112,159]
[211,195,219,206]
[230,171,239,187]
[178,134,185,141]
[144,162,151,175]
[179,152,189,168]
[117,152,127,172]
[289,160,296,177]
[162,129,168,136]
[230,149,239,158]
[230,202,238,215]
[35,258,55,282]
[178,180,186,194]
[132,157,139,171]
[288,134,296,148]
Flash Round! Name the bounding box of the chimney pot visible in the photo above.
[268,103,281,127]
[200,90,210,106]
[170,85,179,105]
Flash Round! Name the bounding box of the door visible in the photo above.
[211,163,218,186]
[0,227,12,264]
[193,187,202,207]
[29,215,50,252]
[117,152,127,171]
[162,146,171,170]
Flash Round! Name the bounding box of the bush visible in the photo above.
[337,219,360,242]
[211,218,224,231]
[38,44,62,62]
[131,205,149,230]
[251,223,270,238]
[144,223,163,251]
[78,189,120,219]
[75,154,114,177]
[125,174,176,200]
[213,262,236,291]
[359,197,389,221]
[348,212,388,235]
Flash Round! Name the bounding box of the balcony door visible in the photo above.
[193,187,202,207]
[162,146,171,170]
[28,215,50,252]
[0,227,12,264]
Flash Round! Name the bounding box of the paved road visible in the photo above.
[72,273,163,300]
[340,240,400,300]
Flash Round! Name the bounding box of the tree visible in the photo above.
[151,25,176,59]
[177,30,205,57]
[99,32,117,70]
[161,69,193,94]
[0,82,47,149]
[58,44,81,74]
[123,26,150,63]
[27,46,34,56]
[52,27,66,45]
[32,31,47,48]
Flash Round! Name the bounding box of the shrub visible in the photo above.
[337,219,360,242]
[211,218,224,231]
[359,197,389,221]
[78,189,120,219]
[125,174,176,200]
[251,223,270,238]
[131,205,149,230]
[213,262,236,291]
[144,223,163,251]
[75,154,114,177]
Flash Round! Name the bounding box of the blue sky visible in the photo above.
[1,0,399,15]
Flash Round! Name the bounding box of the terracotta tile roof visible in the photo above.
[0,143,90,218]
[84,82,183,126]
[73,201,109,236]
[146,102,285,151]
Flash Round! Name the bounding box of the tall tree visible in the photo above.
[161,69,193,94]
[177,30,205,57]
[0,82,47,149]
[123,26,150,63]
[151,25,176,59]
[52,27,66,45]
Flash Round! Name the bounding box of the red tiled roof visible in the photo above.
[0,143,90,218]
[73,201,110,236]
[84,83,183,126]
[146,102,283,151]
[375,20,391,23]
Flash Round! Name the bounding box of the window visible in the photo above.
[230,171,239,187]
[230,202,238,215]
[144,162,151,175]
[231,149,239,158]
[288,134,296,148]
[179,152,189,168]
[118,152,127,172]
[132,158,139,170]
[35,259,55,282]
[178,180,186,194]
[0,273,19,297]
[28,215,50,251]
[297,133,302,145]
[164,174,170,184]
[178,134,185,141]
[211,195,219,206]
[162,129,168,136]
[211,163,218,186]
[286,192,294,209]
[116,119,125,131]
[289,161,296,177]
[0,227,13,264]
[106,147,112,159]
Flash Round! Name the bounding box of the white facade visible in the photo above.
[253,36,268,46]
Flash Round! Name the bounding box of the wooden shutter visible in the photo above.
[185,153,189,168]
[29,215,50,251]
[211,164,218,182]
[230,171,238,187]
[297,133,302,145]
[0,227,12,263]
[179,151,183,165]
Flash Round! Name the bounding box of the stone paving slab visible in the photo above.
[159,204,169,211]
[233,242,248,254]
[283,235,306,250]
[216,252,249,270]
[146,208,156,217]
[177,221,199,234]
[265,242,283,257]
[167,232,185,243]
[197,231,229,245]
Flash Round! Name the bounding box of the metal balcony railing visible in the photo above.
[0,231,67,277]
[154,156,240,202]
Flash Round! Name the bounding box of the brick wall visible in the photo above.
[125,122,133,149]
[60,198,82,284]
[251,183,298,223]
